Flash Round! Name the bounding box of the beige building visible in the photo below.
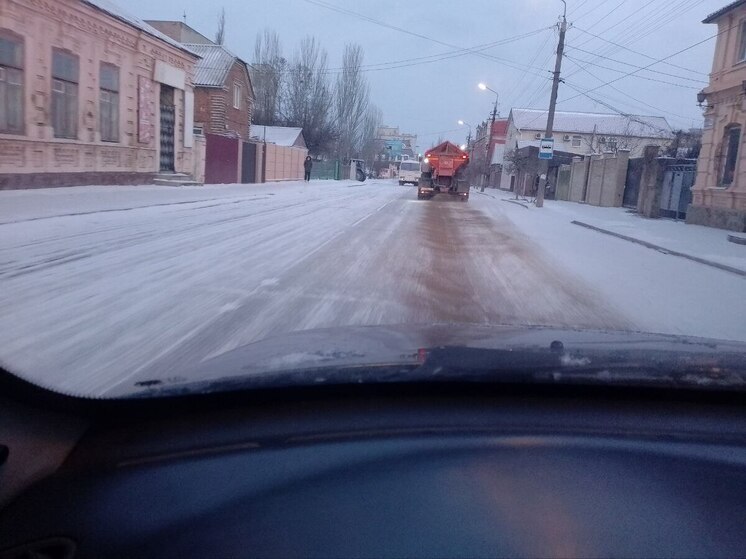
[376,125,417,151]
[689,1,746,231]
[0,0,200,188]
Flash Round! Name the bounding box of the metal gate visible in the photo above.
[623,158,645,208]
[242,141,259,183]
[555,165,571,200]
[159,86,175,172]
[660,163,695,219]
[205,133,240,184]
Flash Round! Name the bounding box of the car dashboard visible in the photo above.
[1,381,746,558]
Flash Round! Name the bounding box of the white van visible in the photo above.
[398,160,422,186]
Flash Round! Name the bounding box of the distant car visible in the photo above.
[399,161,422,186]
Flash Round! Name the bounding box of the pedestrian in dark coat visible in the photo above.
[304,156,313,182]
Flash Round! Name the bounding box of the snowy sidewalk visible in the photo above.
[473,189,746,344]
[485,190,746,275]
[0,179,371,224]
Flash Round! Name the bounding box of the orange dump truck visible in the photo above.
[417,141,470,201]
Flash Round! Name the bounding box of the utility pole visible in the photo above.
[536,0,568,208]
[484,100,498,191]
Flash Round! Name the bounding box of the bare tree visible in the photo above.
[334,44,370,160]
[360,104,383,167]
[583,118,671,156]
[504,147,540,196]
[251,29,286,126]
[665,129,702,159]
[280,36,336,154]
[215,8,226,45]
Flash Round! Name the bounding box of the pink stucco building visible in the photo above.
[690,1,746,231]
[0,0,201,188]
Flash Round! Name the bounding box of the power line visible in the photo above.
[562,81,674,137]
[566,0,703,80]
[300,0,555,79]
[564,45,708,83]
[577,0,627,30]
[502,29,554,106]
[572,26,707,75]
[571,1,614,23]
[323,27,551,73]
[567,0,590,17]
[247,27,551,78]
[565,0,700,80]
[558,28,723,105]
[563,54,702,89]
[563,57,698,125]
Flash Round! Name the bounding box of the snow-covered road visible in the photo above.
[0,180,743,396]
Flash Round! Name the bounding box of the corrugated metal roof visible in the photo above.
[81,0,198,57]
[703,0,746,23]
[250,126,305,147]
[184,44,246,87]
[511,108,672,138]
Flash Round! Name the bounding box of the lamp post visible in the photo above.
[478,83,500,190]
[458,120,474,185]
[457,120,472,148]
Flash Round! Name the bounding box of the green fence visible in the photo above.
[310,160,341,180]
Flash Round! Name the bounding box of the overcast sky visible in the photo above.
[128,0,724,150]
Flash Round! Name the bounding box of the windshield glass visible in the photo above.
[1,0,745,398]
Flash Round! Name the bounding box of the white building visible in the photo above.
[505,108,672,157]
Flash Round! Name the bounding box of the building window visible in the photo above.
[99,63,119,142]
[0,33,23,134]
[738,21,746,63]
[233,83,241,109]
[721,125,741,186]
[51,50,79,139]
[572,135,582,147]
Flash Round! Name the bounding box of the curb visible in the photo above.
[571,221,746,278]
[503,199,530,209]
[728,234,746,246]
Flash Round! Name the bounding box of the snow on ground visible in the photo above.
[1,178,744,396]
[0,179,395,394]
[0,179,365,223]
[474,189,746,344]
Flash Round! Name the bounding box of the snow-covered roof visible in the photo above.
[250,126,306,147]
[184,44,248,88]
[510,108,672,138]
[81,0,198,57]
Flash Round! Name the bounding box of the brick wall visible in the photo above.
[194,62,252,139]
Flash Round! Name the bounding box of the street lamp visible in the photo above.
[478,83,500,190]
[457,120,473,152]
[458,120,475,186]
